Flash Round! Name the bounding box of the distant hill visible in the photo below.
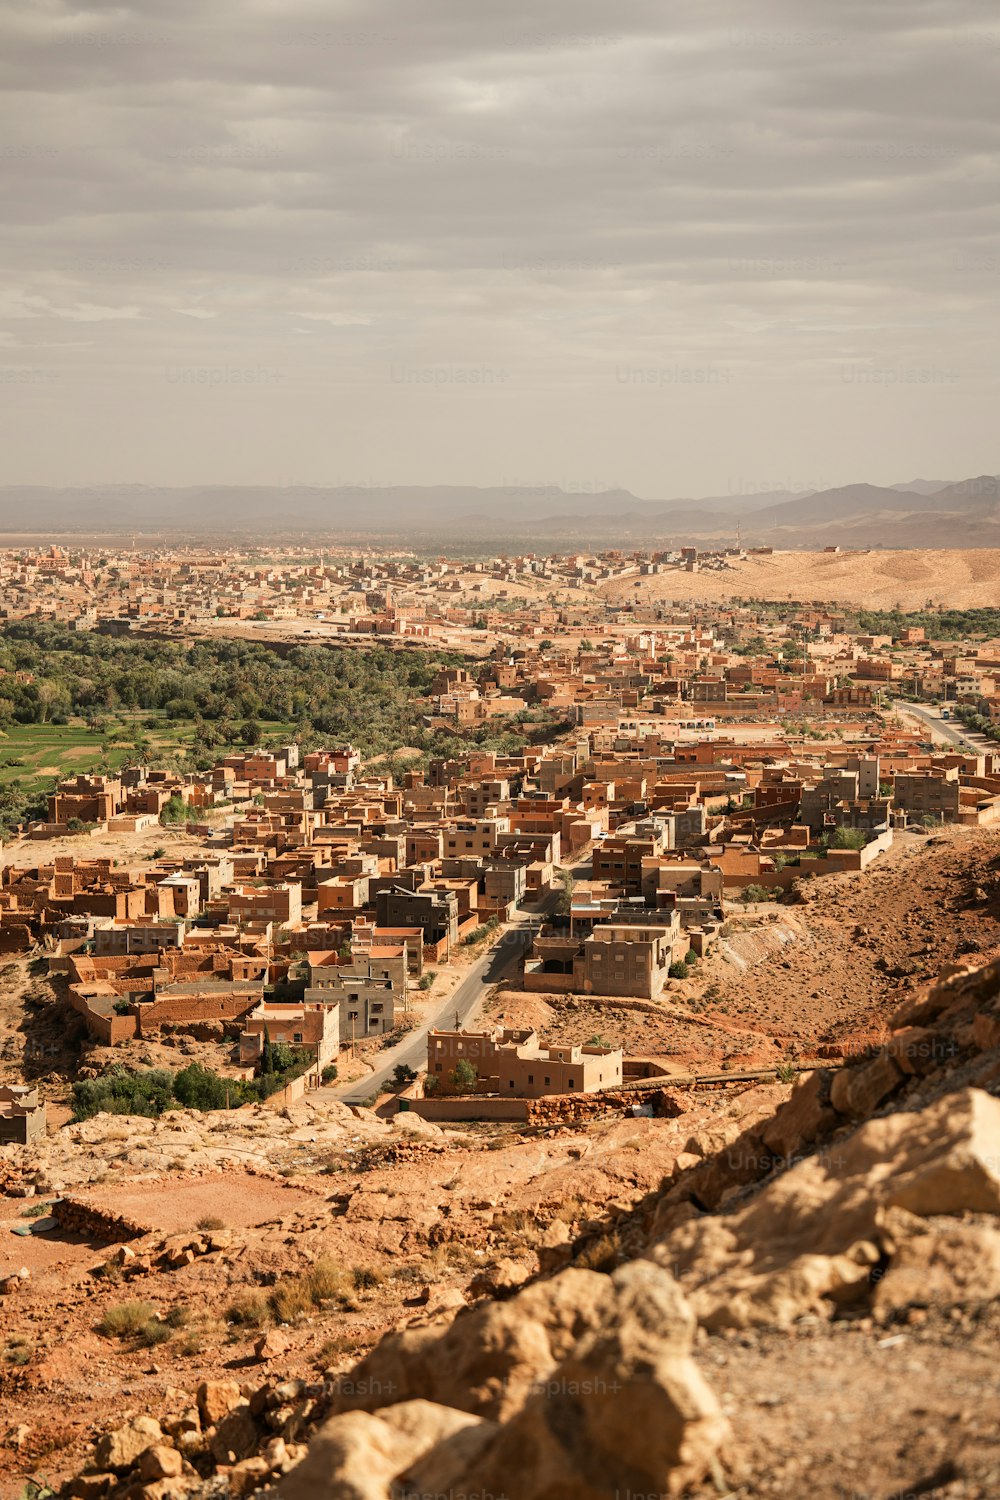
[890,478,955,495]
[0,475,995,548]
[733,475,1000,548]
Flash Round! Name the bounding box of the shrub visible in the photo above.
[72,1061,268,1121]
[225,1291,271,1329]
[174,1063,229,1111]
[668,961,689,980]
[738,884,773,904]
[72,1066,177,1122]
[159,795,194,826]
[137,1318,173,1348]
[271,1277,318,1325]
[98,1301,158,1339]
[315,1331,368,1367]
[573,1230,621,1273]
[196,1216,226,1231]
[306,1257,347,1303]
[351,1264,384,1291]
[830,826,868,851]
[320,1064,338,1085]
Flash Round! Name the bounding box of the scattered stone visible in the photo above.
[94,1416,164,1474]
[254,1328,292,1362]
[138,1444,183,1481]
[197,1380,243,1428]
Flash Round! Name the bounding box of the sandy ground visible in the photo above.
[0,821,220,872]
[600,548,1000,610]
[74,1172,316,1234]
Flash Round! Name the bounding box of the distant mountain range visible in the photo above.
[0,475,997,549]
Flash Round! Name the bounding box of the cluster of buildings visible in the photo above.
[0,708,994,1098]
[4,550,1000,1101]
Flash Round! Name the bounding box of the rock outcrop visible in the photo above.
[655,1087,1000,1329]
[290,1260,728,1499]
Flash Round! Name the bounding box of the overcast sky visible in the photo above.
[1,0,998,497]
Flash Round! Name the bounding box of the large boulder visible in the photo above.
[288,1262,727,1500]
[829,1051,903,1119]
[330,1266,609,1421]
[93,1417,164,1474]
[656,1088,1000,1329]
[760,1068,838,1160]
[279,1400,494,1500]
[425,1261,729,1500]
[872,1221,1000,1323]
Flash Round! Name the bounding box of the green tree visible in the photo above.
[449,1059,478,1091]
[830,826,867,851]
[173,1062,229,1110]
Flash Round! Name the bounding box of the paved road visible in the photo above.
[322,899,556,1104]
[889,699,977,751]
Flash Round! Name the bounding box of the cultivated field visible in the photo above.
[0,713,297,793]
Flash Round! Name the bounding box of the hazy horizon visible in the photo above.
[2,0,998,494]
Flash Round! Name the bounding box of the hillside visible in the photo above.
[600,547,1000,610]
[3,829,1000,1496]
[8,945,1000,1497]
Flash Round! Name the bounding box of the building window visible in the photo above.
[544,1076,551,1086]
[293,1032,303,1044]
[528,1074,533,1084]
[568,1077,575,1088]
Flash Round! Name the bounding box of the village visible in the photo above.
[2,545,1000,1498]
[2,547,1000,1148]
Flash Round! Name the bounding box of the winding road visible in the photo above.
[321,897,556,1104]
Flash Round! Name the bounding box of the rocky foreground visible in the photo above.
[6,956,1000,1498]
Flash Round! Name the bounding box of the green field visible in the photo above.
[0,714,297,794]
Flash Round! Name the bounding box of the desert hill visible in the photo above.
[600,546,1000,610]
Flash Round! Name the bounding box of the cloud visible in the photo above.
[60,302,143,322]
[0,0,997,491]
